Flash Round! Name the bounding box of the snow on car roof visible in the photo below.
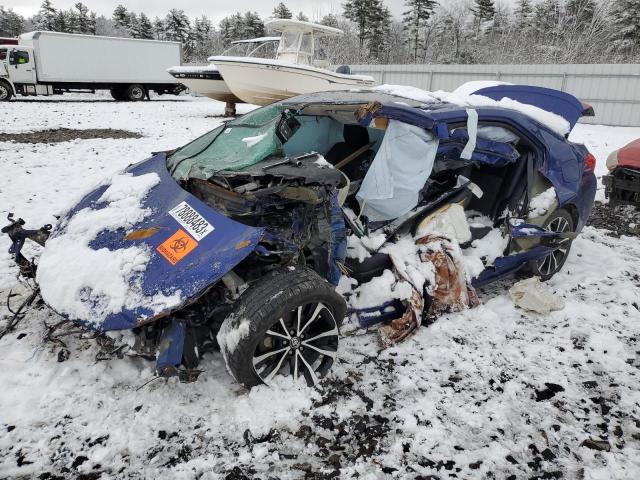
[373,84,571,135]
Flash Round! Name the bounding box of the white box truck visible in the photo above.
[0,31,184,102]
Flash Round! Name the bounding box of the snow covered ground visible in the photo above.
[1,94,640,479]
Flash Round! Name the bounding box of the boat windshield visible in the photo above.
[277,30,313,64]
[167,104,288,179]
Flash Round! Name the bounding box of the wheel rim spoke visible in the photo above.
[299,303,325,335]
[253,346,289,365]
[266,329,289,340]
[302,327,339,344]
[296,306,302,335]
[297,351,319,385]
[279,318,291,339]
[263,347,291,383]
[301,342,338,359]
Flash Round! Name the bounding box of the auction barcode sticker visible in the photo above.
[168,201,214,241]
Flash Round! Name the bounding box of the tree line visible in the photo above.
[0,0,639,64]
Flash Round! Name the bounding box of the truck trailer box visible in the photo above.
[18,31,182,84]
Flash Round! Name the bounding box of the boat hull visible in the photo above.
[168,68,240,103]
[213,59,374,106]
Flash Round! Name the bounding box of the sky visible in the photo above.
[4,0,412,24]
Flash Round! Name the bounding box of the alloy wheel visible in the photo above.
[536,216,571,277]
[252,302,339,386]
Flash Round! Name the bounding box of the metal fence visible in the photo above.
[350,64,640,127]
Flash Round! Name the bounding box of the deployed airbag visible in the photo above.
[357,120,439,221]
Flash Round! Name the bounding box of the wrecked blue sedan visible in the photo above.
[3,84,596,387]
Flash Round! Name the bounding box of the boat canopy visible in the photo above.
[231,36,281,44]
[265,19,343,37]
[266,19,342,65]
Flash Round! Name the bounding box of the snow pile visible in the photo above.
[346,231,386,262]
[373,84,571,136]
[462,227,510,279]
[529,186,558,218]
[36,171,183,326]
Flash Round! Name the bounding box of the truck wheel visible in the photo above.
[125,84,146,101]
[110,87,125,101]
[218,267,346,388]
[0,81,13,102]
[528,208,575,280]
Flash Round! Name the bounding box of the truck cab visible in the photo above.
[0,45,40,100]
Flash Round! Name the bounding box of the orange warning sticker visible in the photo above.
[157,229,198,265]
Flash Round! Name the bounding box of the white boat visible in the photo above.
[209,19,375,106]
[167,36,280,113]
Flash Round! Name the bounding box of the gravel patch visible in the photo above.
[0,128,143,144]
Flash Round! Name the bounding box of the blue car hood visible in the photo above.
[40,153,263,331]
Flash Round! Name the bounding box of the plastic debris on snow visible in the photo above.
[373,84,571,136]
[36,171,183,327]
[529,186,558,218]
[241,132,268,148]
[509,277,566,314]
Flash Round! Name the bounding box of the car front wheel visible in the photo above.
[529,208,575,280]
[218,267,346,388]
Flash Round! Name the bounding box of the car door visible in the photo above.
[8,48,36,84]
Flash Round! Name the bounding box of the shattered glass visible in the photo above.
[168,104,286,180]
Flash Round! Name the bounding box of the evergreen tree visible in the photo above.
[612,0,640,52]
[533,0,561,35]
[164,9,191,43]
[112,5,129,30]
[131,13,153,39]
[403,0,438,62]
[0,7,25,36]
[566,0,596,25]
[152,17,165,40]
[320,13,339,28]
[73,3,93,34]
[367,1,392,60]
[296,12,309,22]
[244,11,265,38]
[343,0,373,48]
[52,10,70,32]
[272,2,293,19]
[192,15,213,60]
[36,0,57,31]
[514,0,533,29]
[472,0,496,21]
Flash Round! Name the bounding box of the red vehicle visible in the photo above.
[0,38,18,45]
[604,139,640,207]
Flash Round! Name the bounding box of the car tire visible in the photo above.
[528,208,575,280]
[218,267,346,388]
[124,84,146,101]
[0,81,13,102]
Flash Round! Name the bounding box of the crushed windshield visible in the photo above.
[168,104,288,180]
